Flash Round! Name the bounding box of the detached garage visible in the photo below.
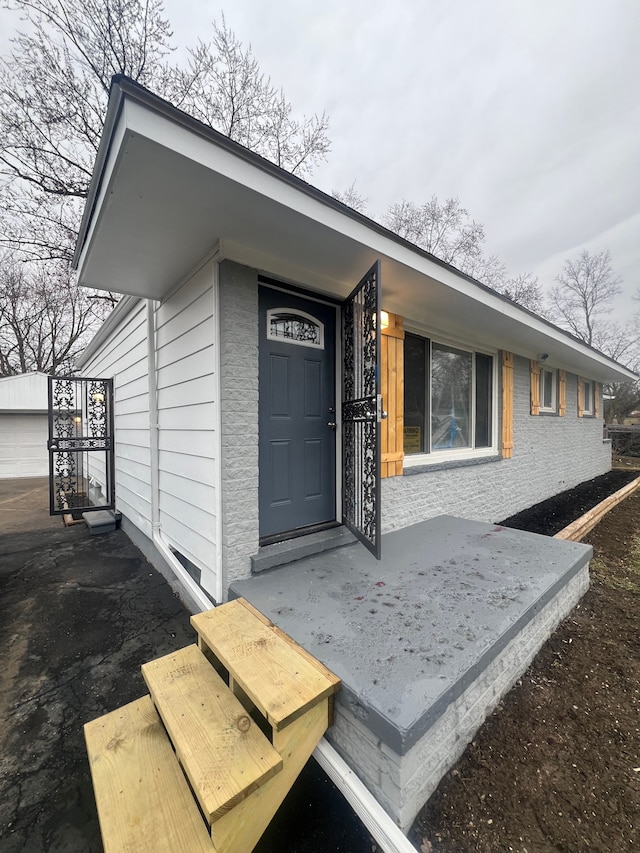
[0,372,50,479]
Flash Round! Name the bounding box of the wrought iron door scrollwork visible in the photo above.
[48,376,115,515]
[343,398,377,422]
[342,261,381,558]
[87,380,108,437]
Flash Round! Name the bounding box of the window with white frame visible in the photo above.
[403,333,494,456]
[539,367,557,413]
[583,379,594,415]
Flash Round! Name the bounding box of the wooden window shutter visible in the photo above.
[381,313,404,477]
[558,370,566,417]
[595,382,601,418]
[530,360,540,415]
[501,351,514,459]
[577,376,585,417]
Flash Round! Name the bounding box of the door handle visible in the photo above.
[327,422,337,430]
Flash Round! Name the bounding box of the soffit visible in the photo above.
[74,94,636,385]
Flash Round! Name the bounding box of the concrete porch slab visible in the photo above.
[231,515,592,828]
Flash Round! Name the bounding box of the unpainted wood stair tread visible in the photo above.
[191,598,340,731]
[84,696,214,853]
[141,643,283,824]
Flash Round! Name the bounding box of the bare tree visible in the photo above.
[0,253,105,375]
[548,250,623,346]
[382,195,543,312]
[495,272,544,315]
[171,15,330,176]
[0,2,331,262]
[1,0,173,196]
[547,249,640,421]
[604,380,640,424]
[548,248,640,420]
[0,1,331,375]
[384,196,486,272]
[596,320,640,423]
[461,253,544,314]
[331,182,368,213]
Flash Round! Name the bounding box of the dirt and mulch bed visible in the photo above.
[409,476,640,853]
[497,469,640,535]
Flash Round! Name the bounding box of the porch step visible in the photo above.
[191,598,340,731]
[84,696,215,853]
[141,644,283,823]
[85,598,340,853]
[251,525,356,574]
[82,509,120,535]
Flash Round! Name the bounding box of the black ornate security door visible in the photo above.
[342,261,382,558]
[47,376,115,515]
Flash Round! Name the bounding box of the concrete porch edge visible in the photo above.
[231,514,592,829]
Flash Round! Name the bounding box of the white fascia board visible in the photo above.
[74,110,130,281]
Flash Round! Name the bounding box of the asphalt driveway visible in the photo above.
[0,478,376,852]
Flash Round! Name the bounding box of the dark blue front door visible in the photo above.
[259,287,336,539]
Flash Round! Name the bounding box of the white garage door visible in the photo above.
[0,414,49,478]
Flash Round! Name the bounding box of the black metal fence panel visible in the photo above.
[47,376,115,515]
[605,424,640,457]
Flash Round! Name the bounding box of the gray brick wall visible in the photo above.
[219,261,260,593]
[382,355,610,531]
[217,272,609,587]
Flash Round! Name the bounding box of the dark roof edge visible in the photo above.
[73,75,638,381]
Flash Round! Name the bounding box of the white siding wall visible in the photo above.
[81,301,152,536]
[155,264,219,596]
[80,264,220,599]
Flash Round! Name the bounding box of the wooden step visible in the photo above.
[212,696,330,853]
[84,696,214,853]
[141,644,283,825]
[191,598,340,732]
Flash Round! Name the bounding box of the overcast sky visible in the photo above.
[1,0,639,316]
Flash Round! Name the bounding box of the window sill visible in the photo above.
[403,451,502,476]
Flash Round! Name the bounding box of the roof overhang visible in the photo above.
[74,77,637,385]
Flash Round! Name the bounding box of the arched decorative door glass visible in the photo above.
[266,308,324,349]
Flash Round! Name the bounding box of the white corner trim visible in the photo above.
[212,260,224,604]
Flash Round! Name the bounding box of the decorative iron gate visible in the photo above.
[342,261,382,558]
[47,376,115,515]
